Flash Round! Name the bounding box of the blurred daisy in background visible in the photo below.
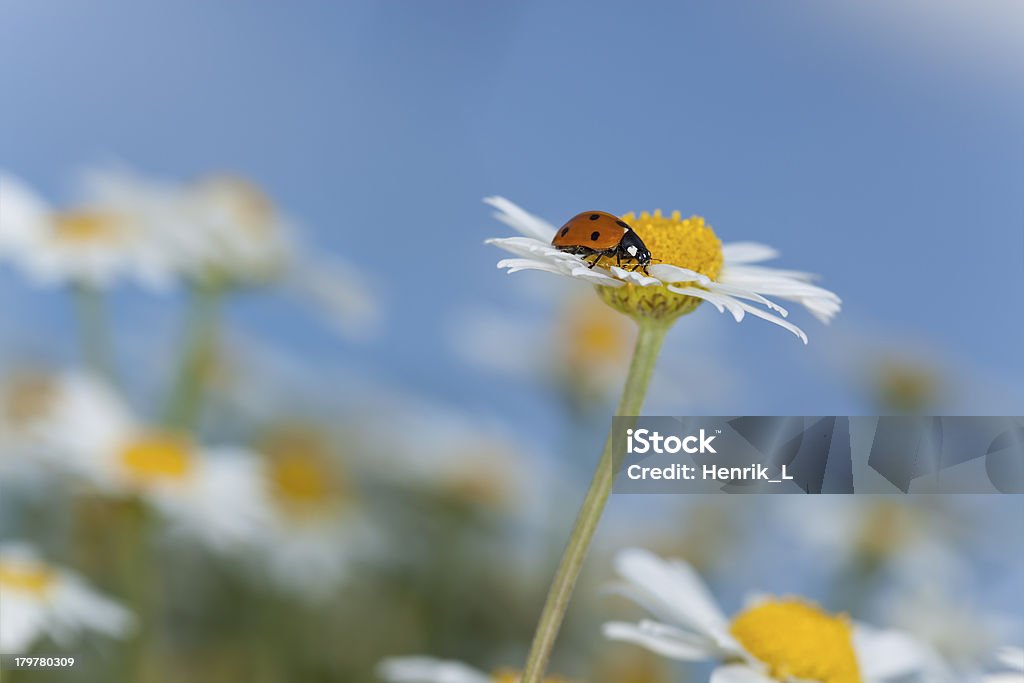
[358,399,533,514]
[255,423,370,600]
[449,290,635,413]
[884,580,1022,676]
[603,548,940,683]
[0,172,178,290]
[0,542,134,652]
[377,656,575,683]
[485,197,840,342]
[15,371,268,552]
[780,498,969,600]
[817,324,1024,415]
[78,167,289,285]
[81,167,381,339]
[449,290,741,416]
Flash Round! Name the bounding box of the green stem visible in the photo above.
[73,284,114,380]
[163,282,223,430]
[521,319,669,683]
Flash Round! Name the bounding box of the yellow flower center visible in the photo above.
[118,433,195,484]
[51,211,126,244]
[491,669,573,683]
[872,360,941,414]
[261,426,347,516]
[729,598,861,683]
[0,560,56,597]
[598,210,723,323]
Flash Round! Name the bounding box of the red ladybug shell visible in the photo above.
[552,211,632,250]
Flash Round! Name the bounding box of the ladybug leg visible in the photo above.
[588,253,604,269]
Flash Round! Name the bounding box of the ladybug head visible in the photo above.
[620,230,651,266]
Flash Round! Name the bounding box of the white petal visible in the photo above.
[0,172,52,251]
[0,592,47,652]
[496,257,570,276]
[721,242,780,264]
[50,574,135,643]
[667,285,744,320]
[703,280,790,317]
[608,266,661,287]
[613,548,732,644]
[722,269,841,306]
[376,657,491,683]
[722,263,821,283]
[718,265,842,324]
[568,265,625,286]
[733,300,808,344]
[285,255,380,341]
[648,263,710,285]
[602,620,720,661]
[486,236,562,260]
[996,646,1024,672]
[854,625,933,681]
[483,196,557,242]
[710,665,775,683]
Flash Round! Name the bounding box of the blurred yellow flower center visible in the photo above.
[270,453,338,509]
[873,360,941,414]
[491,669,572,683]
[261,427,346,516]
[561,297,633,369]
[599,210,723,322]
[52,211,125,244]
[729,598,860,683]
[0,561,56,596]
[118,433,195,483]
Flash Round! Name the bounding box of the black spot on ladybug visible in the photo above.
[590,231,600,241]
[616,220,629,228]
[559,227,569,237]
[589,214,600,220]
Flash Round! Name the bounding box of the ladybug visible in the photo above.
[552,211,652,273]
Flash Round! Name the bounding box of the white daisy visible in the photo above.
[0,171,177,290]
[82,167,381,337]
[603,548,937,683]
[20,372,268,552]
[449,292,741,413]
[358,399,530,512]
[0,542,134,653]
[254,425,367,600]
[377,656,575,683]
[884,578,1022,675]
[75,167,290,284]
[984,647,1024,683]
[485,197,840,342]
[779,497,968,589]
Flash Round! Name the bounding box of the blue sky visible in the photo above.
[1,1,1022,423]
